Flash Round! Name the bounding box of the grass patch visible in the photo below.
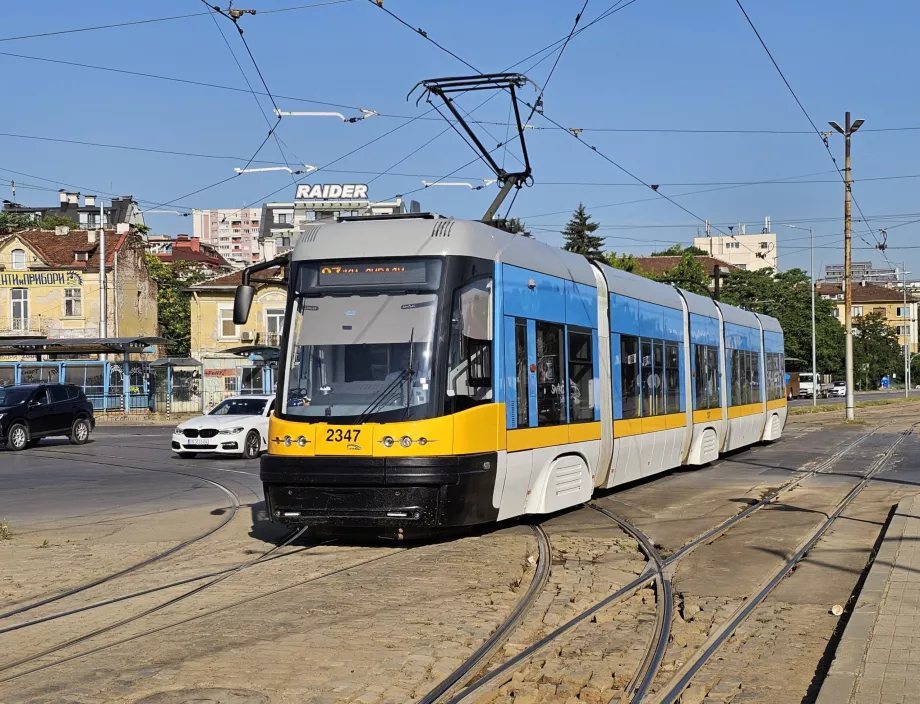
[789,395,920,416]
[0,520,11,541]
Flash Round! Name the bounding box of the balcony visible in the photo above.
[0,317,50,339]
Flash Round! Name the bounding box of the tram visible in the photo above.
[232,214,786,534]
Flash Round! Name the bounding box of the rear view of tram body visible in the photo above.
[252,216,786,533]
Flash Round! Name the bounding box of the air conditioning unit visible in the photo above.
[240,331,254,342]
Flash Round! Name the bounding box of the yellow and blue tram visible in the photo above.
[233,215,786,533]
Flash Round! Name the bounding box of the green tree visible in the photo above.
[145,255,208,357]
[720,268,844,377]
[491,217,532,237]
[0,212,36,234]
[36,215,80,230]
[562,203,604,259]
[646,253,710,296]
[853,312,903,390]
[649,244,708,257]
[605,251,641,273]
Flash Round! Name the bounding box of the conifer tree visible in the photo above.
[561,203,604,259]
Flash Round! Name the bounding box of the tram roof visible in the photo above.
[679,288,720,318]
[716,301,762,329]
[0,336,169,356]
[291,217,598,287]
[756,312,782,334]
[594,261,684,310]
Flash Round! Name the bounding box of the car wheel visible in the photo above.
[70,417,91,445]
[242,430,261,460]
[177,452,197,459]
[6,423,28,451]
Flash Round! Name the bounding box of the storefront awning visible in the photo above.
[0,336,169,356]
[224,345,280,362]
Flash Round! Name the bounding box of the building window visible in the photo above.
[11,288,28,329]
[64,288,82,317]
[224,376,238,393]
[833,308,840,318]
[852,306,863,317]
[760,241,769,249]
[897,325,910,337]
[10,249,26,270]
[896,306,910,318]
[873,307,887,316]
[219,308,238,339]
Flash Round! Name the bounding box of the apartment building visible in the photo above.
[692,232,777,271]
[192,208,262,267]
[818,282,918,353]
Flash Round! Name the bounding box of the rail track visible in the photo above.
[0,449,246,621]
[437,424,889,703]
[648,422,917,703]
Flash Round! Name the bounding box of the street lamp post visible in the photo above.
[784,224,817,406]
[829,113,865,420]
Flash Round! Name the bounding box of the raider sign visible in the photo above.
[294,184,368,200]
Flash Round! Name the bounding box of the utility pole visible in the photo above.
[903,262,910,397]
[99,200,107,338]
[829,112,865,420]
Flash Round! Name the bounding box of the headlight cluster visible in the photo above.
[218,427,245,435]
[172,427,183,435]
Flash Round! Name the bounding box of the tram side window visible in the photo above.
[640,339,653,417]
[766,352,785,401]
[665,342,680,414]
[695,344,721,410]
[751,351,761,402]
[515,320,529,428]
[730,349,742,407]
[568,328,594,422]
[707,347,720,408]
[653,342,665,416]
[446,278,493,413]
[536,321,566,426]
[621,335,639,419]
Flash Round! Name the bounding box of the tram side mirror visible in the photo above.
[233,285,255,325]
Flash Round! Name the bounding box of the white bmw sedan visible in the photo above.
[171,395,274,459]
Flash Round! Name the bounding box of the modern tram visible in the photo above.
[233,214,786,535]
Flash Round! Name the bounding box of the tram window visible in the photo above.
[514,320,529,428]
[707,347,720,408]
[621,335,639,419]
[751,351,761,402]
[665,342,680,414]
[446,278,493,412]
[653,341,665,416]
[694,345,707,410]
[568,328,594,422]
[730,350,742,407]
[640,339,653,417]
[536,322,565,426]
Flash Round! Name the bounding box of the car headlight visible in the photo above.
[218,426,245,435]
[173,427,183,435]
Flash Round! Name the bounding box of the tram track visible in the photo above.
[439,425,887,704]
[648,422,918,704]
[0,449,245,621]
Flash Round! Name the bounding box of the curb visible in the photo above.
[814,496,914,704]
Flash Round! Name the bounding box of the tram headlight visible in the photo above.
[218,426,245,435]
[297,436,308,447]
[399,436,412,448]
[283,435,293,447]
[417,437,428,446]
[382,436,394,448]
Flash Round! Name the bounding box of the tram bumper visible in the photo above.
[261,452,499,529]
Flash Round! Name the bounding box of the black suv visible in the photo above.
[0,384,95,451]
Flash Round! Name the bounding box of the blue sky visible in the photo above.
[2,0,919,276]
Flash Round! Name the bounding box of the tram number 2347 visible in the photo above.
[326,428,361,442]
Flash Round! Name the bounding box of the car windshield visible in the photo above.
[208,398,267,416]
[284,293,437,421]
[834,381,846,387]
[0,387,33,406]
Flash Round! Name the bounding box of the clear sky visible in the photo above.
[2,0,919,277]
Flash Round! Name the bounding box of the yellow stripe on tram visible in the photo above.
[727,402,765,419]
[614,413,686,438]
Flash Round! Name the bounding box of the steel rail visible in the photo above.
[418,525,552,704]
[0,451,243,620]
[0,547,407,685]
[650,423,917,704]
[448,425,884,703]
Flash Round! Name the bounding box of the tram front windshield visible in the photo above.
[284,292,437,422]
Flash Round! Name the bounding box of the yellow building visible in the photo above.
[0,227,157,342]
[188,266,286,401]
[818,282,918,353]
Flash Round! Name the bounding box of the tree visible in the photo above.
[491,217,532,237]
[720,268,844,377]
[145,255,208,357]
[562,203,604,259]
[649,244,708,257]
[853,313,903,390]
[646,253,710,296]
[0,212,86,234]
[606,251,641,273]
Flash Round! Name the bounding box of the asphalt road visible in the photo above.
[788,390,914,406]
[0,427,264,528]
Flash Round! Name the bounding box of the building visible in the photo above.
[693,232,777,271]
[817,282,918,353]
[3,191,144,229]
[824,261,898,285]
[192,207,262,267]
[146,234,232,273]
[259,183,420,259]
[0,226,158,342]
[188,266,286,401]
[632,255,738,288]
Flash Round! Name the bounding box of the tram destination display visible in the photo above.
[317,260,429,287]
